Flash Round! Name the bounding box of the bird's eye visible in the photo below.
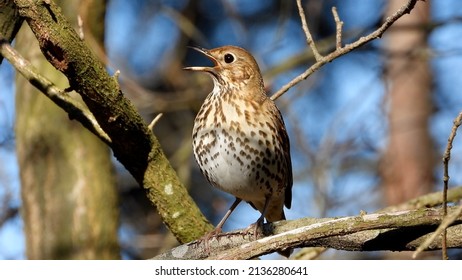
[224,53,235,63]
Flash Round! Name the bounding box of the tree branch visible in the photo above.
[296,0,322,61]
[413,203,462,258]
[0,37,111,143]
[426,113,462,260]
[379,185,462,212]
[154,187,462,260]
[12,0,213,243]
[331,7,343,50]
[271,0,420,101]
[154,207,462,260]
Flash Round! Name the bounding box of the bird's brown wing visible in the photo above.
[271,103,293,209]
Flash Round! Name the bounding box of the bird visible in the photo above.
[184,45,292,257]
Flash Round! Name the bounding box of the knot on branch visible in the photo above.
[42,39,67,71]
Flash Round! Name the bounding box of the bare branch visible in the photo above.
[332,7,343,49]
[296,0,323,61]
[435,111,462,259]
[154,207,462,260]
[156,186,462,259]
[148,113,164,131]
[413,204,462,259]
[380,185,462,212]
[271,0,420,101]
[0,37,111,144]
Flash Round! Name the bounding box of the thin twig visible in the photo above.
[148,113,164,131]
[434,111,462,259]
[413,111,462,259]
[0,37,111,144]
[412,203,462,259]
[77,15,84,40]
[332,7,343,50]
[271,0,419,101]
[296,0,323,61]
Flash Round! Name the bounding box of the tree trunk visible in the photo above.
[381,0,434,206]
[15,0,119,259]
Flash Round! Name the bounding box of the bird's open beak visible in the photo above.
[183,47,219,72]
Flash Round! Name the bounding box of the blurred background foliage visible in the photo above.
[1,0,462,259]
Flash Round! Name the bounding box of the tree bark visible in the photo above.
[15,0,119,259]
[381,0,434,206]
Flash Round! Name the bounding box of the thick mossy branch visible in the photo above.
[13,0,213,243]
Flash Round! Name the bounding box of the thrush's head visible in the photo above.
[184,45,265,93]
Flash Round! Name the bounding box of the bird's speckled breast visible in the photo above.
[192,95,283,202]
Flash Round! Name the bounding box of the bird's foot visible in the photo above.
[204,227,223,240]
[199,227,223,256]
[243,216,265,240]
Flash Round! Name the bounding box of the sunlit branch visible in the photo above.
[271,0,420,101]
[0,37,111,144]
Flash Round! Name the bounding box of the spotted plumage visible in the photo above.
[185,46,292,256]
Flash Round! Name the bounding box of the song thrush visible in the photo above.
[185,46,293,256]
